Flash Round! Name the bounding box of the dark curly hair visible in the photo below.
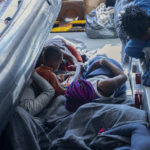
[42,46,62,66]
[120,6,150,38]
[106,0,116,7]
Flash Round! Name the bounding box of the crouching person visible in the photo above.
[19,72,55,115]
[120,4,150,59]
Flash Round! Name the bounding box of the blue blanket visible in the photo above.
[82,55,127,97]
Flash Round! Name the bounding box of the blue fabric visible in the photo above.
[134,0,150,15]
[114,146,130,150]
[103,123,150,150]
[142,67,150,86]
[125,38,150,58]
[82,55,127,97]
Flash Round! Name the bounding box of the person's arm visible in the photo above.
[36,68,66,95]
[86,61,102,75]
[98,59,127,96]
[73,63,85,81]
[20,72,55,115]
[125,39,146,58]
[48,72,66,95]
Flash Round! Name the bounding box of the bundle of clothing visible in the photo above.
[86,3,118,39]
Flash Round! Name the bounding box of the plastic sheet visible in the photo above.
[85,3,118,39]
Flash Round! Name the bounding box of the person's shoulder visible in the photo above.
[35,66,57,83]
[125,38,147,50]
[125,38,146,58]
[35,66,51,77]
[36,65,50,72]
[127,38,147,45]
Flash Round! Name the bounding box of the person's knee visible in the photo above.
[55,95,67,102]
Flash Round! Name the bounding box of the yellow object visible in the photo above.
[51,26,72,32]
[54,20,85,25]
[70,20,86,24]
[52,20,86,33]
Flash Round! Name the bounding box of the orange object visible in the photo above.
[67,45,83,63]
[60,44,83,71]
[36,66,65,95]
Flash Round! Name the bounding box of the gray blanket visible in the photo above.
[37,95,146,150]
[47,102,146,150]
[1,96,147,150]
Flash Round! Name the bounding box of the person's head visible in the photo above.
[42,46,63,72]
[65,79,95,112]
[120,6,150,40]
[4,17,12,24]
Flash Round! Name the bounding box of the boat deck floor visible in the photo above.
[49,32,122,63]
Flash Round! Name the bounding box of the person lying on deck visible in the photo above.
[20,72,55,115]
[65,56,127,112]
[120,3,150,59]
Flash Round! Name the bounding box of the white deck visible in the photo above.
[49,32,122,63]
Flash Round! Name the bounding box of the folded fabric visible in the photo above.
[143,67,150,86]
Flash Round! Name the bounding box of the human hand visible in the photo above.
[57,74,65,82]
[99,57,107,66]
[67,65,77,71]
